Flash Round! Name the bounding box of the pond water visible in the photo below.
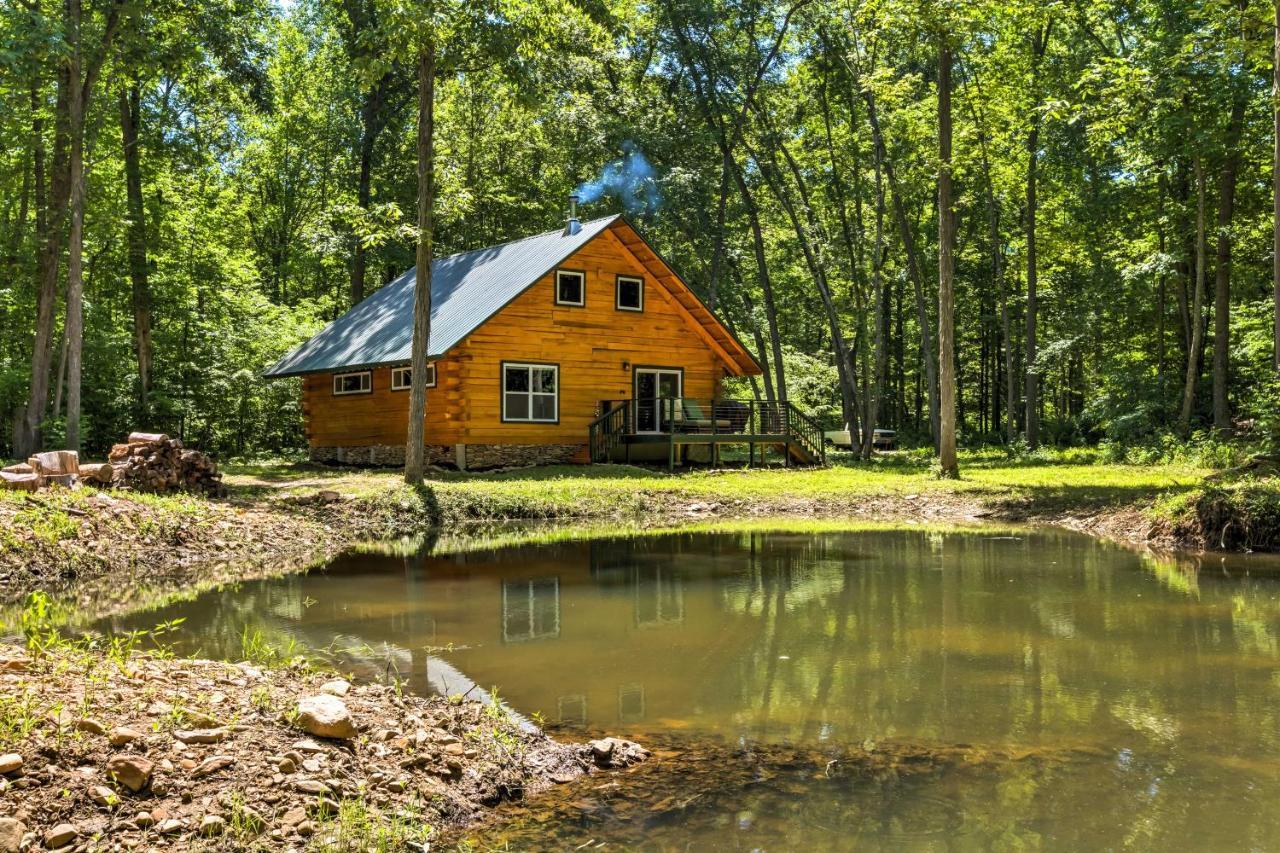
[96,528,1280,850]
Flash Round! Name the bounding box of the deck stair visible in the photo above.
[588,398,826,468]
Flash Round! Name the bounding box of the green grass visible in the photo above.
[225,448,1209,523]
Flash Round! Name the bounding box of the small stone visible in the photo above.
[319,679,350,697]
[43,823,77,849]
[301,759,320,773]
[280,807,307,827]
[192,755,235,778]
[76,718,107,735]
[386,780,406,793]
[108,727,143,747]
[0,656,31,673]
[295,695,355,740]
[89,785,118,807]
[443,742,465,757]
[0,754,22,777]
[0,818,23,853]
[276,757,296,774]
[106,755,153,792]
[174,728,227,744]
[133,811,155,828]
[156,818,184,835]
[199,815,226,836]
[291,740,324,755]
[284,749,306,764]
[293,779,329,795]
[295,820,315,837]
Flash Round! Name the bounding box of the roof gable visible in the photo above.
[264,215,620,378]
[264,214,759,378]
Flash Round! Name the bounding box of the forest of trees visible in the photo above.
[3,0,1280,462]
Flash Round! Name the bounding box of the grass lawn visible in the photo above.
[223,448,1210,522]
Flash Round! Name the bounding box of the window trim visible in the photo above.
[615,274,644,312]
[554,269,586,307]
[390,364,435,391]
[501,361,560,424]
[332,371,372,396]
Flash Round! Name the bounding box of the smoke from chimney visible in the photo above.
[574,141,661,217]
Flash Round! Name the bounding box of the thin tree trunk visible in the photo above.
[1157,172,1167,389]
[120,84,152,414]
[15,66,72,457]
[1274,0,1280,373]
[937,39,958,477]
[405,43,435,484]
[1213,94,1245,433]
[865,109,888,459]
[863,86,939,444]
[707,150,730,311]
[64,0,86,451]
[1024,24,1051,448]
[1179,158,1208,432]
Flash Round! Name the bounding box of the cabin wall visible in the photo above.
[302,230,728,467]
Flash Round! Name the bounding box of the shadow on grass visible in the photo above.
[980,481,1201,514]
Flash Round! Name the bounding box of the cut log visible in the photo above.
[127,432,169,444]
[1,463,34,475]
[0,472,40,492]
[28,450,79,476]
[79,463,115,485]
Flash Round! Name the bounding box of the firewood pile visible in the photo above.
[1,432,224,497]
[108,432,225,497]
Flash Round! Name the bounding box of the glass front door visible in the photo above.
[635,369,682,433]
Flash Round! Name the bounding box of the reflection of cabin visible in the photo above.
[264,212,824,468]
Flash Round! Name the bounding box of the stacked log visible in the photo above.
[108,432,225,497]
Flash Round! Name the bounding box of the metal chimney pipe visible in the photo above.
[564,193,581,236]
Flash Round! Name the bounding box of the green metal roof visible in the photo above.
[263,215,621,378]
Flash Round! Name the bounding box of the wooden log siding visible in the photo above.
[301,226,730,455]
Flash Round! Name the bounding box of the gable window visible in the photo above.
[332,371,371,396]
[391,364,435,391]
[503,362,558,423]
[616,275,644,312]
[555,269,585,306]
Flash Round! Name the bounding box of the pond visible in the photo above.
[96,528,1280,849]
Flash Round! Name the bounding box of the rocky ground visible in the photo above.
[0,643,646,852]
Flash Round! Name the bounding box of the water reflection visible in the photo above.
[94,529,1280,849]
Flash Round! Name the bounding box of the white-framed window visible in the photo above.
[391,364,435,391]
[332,371,371,396]
[555,269,585,306]
[557,694,587,726]
[502,362,558,423]
[502,577,560,642]
[616,275,644,312]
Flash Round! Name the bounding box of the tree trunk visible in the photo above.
[937,40,959,477]
[15,66,72,457]
[1179,158,1208,432]
[1024,118,1041,449]
[729,158,787,401]
[405,44,436,485]
[120,84,152,414]
[64,0,86,452]
[1275,0,1280,373]
[864,115,888,459]
[862,86,939,444]
[1213,94,1245,433]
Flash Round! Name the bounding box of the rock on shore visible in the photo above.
[0,643,644,850]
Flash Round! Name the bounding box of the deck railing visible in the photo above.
[588,398,826,465]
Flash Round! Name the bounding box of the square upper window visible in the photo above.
[555,270,585,306]
[332,371,371,396]
[616,276,643,312]
[391,364,435,391]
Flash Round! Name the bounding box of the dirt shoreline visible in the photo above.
[0,643,647,852]
[0,473,1200,618]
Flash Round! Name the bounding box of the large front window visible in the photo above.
[503,362,558,422]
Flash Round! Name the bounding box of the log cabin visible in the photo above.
[265,209,824,469]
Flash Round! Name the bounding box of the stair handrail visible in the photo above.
[588,401,630,462]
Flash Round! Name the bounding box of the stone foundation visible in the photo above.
[461,443,584,470]
[309,443,585,470]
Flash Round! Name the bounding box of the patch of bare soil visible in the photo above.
[0,644,645,852]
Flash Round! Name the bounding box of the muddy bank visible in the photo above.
[0,643,645,851]
[0,462,1233,616]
